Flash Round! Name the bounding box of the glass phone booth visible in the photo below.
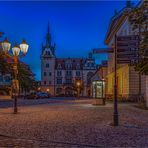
[92,79,105,105]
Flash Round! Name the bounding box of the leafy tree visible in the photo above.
[0,51,13,74]
[17,62,36,94]
[130,1,148,74]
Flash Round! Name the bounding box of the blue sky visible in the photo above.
[0,1,138,80]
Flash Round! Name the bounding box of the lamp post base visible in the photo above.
[113,113,119,126]
[14,97,18,114]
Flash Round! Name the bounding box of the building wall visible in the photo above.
[41,57,96,96]
[129,66,140,99]
[105,6,143,101]
[41,57,55,86]
[106,65,130,99]
[106,64,143,100]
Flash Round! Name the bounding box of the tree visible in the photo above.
[0,50,14,75]
[17,62,36,94]
[130,1,148,74]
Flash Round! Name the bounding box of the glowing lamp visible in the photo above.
[20,39,29,54]
[1,38,11,52]
[12,44,20,56]
[76,81,81,87]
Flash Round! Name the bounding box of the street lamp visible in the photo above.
[76,80,81,99]
[1,37,29,114]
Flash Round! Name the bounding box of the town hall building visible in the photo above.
[41,25,97,97]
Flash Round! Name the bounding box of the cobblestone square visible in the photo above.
[0,99,148,147]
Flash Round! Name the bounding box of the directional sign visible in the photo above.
[93,48,113,54]
[117,35,139,64]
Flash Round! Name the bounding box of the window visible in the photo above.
[91,63,94,67]
[57,71,62,76]
[49,81,51,84]
[57,64,62,69]
[76,71,80,76]
[57,78,62,84]
[49,72,52,76]
[44,72,46,76]
[5,76,10,82]
[0,75,3,82]
[76,64,80,69]
[65,78,72,84]
[44,81,46,85]
[66,63,72,69]
[66,71,72,76]
[48,51,50,55]
[46,63,49,68]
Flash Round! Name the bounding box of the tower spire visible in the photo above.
[46,22,51,47]
[47,22,50,34]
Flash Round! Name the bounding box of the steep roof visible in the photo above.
[105,7,131,45]
[104,1,145,45]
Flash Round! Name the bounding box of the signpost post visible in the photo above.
[113,34,118,126]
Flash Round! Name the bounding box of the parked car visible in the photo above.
[25,93,37,99]
[36,92,50,99]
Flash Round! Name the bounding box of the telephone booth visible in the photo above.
[92,77,105,105]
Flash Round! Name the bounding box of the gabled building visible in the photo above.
[104,1,144,101]
[41,25,97,97]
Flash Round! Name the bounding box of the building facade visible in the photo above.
[104,1,144,101]
[41,25,97,97]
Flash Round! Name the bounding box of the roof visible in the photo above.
[55,58,85,69]
[104,1,145,45]
[105,7,131,45]
[55,57,96,70]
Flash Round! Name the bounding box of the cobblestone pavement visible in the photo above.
[0,97,76,108]
[0,99,148,147]
[0,135,99,147]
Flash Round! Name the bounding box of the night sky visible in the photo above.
[0,1,138,80]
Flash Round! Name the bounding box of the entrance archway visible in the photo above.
[65,87,74,96]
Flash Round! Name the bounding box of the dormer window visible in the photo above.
[66,63,72,69]
[57,64,62,69]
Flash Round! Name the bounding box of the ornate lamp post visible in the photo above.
[1,38,29,114]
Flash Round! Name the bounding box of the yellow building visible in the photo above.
[104,1,143,101]
[106,65,140,100]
